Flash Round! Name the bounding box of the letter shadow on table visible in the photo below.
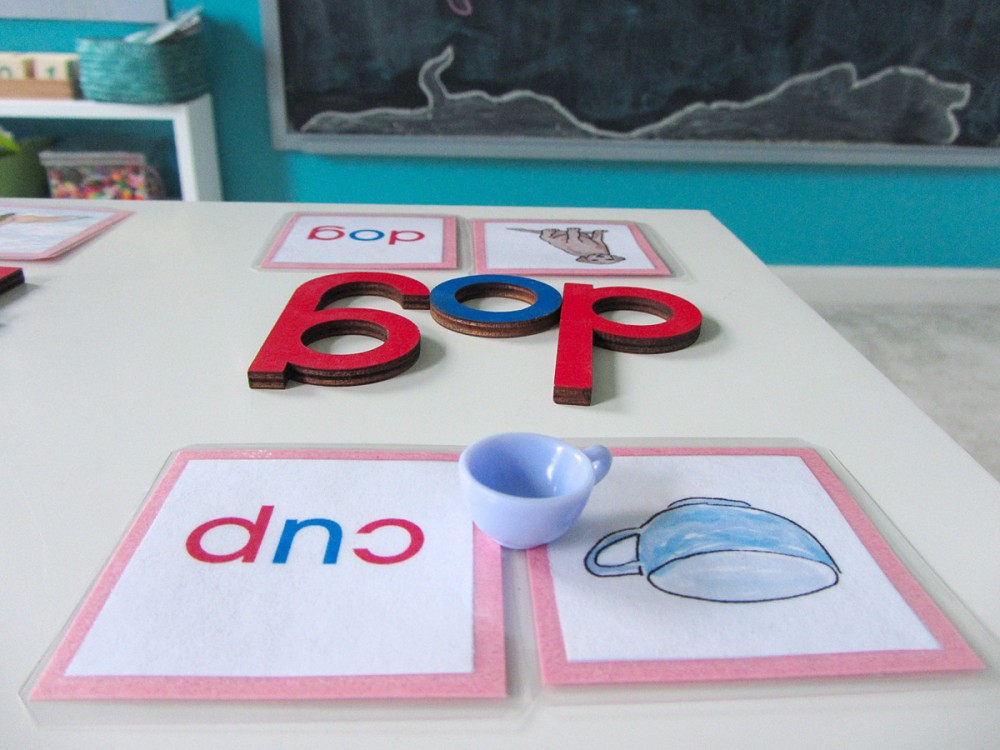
[406,334,447,376]
[589,315,721,406]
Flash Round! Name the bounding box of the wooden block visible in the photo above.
[0,78,78,99]
[31,53,79,82]
[0,54,32,80]
[0,266,25,295]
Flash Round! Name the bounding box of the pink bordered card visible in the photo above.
[259,213,459,270]
[472,219,673,276]
[29,448,505,702]
[527,446,985,687]
[0,203,130,260]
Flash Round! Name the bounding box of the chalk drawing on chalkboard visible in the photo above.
[446,0,472,16]
[630,64,970,146]
[302,48,971,148]
[265,0,1000,164]
[302,48,609,140]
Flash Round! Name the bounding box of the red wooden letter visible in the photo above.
[553,283,702,406]
[248,272,430,388]
[0,266,24,296]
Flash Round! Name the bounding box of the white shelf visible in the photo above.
[0,94,222,201]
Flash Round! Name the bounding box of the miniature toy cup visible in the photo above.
[459,432,613,549]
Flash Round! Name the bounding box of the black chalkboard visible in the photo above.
[262,0,1000,163]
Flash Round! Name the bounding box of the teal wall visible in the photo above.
[3,1,998,267]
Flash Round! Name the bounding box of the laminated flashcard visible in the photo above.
[0,204,130,260]
[527,446,983,686]
[472,219,672,276]
[259,213,459,270]
[30,448,505,702]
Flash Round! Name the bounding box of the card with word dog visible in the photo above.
[259,213,458,269]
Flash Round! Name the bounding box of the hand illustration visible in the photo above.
[526,227,626,264]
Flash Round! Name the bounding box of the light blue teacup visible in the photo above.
[585,497,840,602]
[459,433,613,549]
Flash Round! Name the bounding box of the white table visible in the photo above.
[2,200,997,749]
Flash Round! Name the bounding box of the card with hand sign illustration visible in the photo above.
[472,219,672,276]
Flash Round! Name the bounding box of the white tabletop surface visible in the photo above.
[2,200,998,748]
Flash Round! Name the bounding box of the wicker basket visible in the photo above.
[76,33,207,104]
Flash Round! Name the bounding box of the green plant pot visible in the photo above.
[0,137,54,197]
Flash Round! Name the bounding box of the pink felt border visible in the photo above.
[259,213,459,270]
[472,219,672,277]
[527,446,984,686]
[0,203,131,261]
[31,448,506,701]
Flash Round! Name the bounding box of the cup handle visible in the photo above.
[582,444,613,484]
[584,528,641,577]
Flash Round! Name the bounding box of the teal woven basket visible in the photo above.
[76,33,208,104]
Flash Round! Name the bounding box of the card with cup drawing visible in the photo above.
[526,446,984,686]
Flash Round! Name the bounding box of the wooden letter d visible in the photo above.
[248,272,430,389]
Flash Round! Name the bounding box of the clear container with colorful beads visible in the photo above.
[38,150,165,200]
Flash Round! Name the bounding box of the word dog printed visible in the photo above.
[259,213,457,270]
[306,225,428,246]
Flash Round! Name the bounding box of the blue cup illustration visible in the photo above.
[584,498,840,602]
